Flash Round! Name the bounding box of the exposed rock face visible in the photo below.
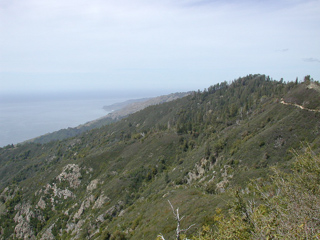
[67,219,85,237]
[87,179,99,192]
[40,224,55,240]
[187,158,213,184]
[14,220,35,240]
[74,195,95,219]
[13,203,35,240]
[118,209,126,217]
[93,194,110,209]
[216,165,233,193]
[96,214,105,222]
[36,197,46,210]
[44,183,75,199]
[57,188,74,199]
[6,164,85,239]
[56,164,82,188]
[105,201,124,218]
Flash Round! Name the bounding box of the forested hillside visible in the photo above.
[26,92,190,145]
[0,74,319,239]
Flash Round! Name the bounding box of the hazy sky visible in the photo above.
[1,0,320,95]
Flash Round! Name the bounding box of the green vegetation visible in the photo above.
[192,147,320,239]
[27,92,190,144]
[0,74,320,239]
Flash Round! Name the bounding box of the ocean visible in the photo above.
[0,93,130,147]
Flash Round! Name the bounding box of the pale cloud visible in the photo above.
[276,49,289,52]
[0,0,319,94]
[303,58,320,63]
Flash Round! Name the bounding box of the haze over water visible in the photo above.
[0,92,129,147]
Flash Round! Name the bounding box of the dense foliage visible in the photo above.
[0,74,319,239]
[192,147,320,239]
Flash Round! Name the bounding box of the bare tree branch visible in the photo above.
[157,234,166,240]
[167,200,195,240]
[181,223,195,233]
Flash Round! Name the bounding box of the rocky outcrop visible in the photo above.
[40,224,55,240]
[56,164,82,188]
[66,219,85,238]
[44,183,75,199]
[105,201,124,217]
[186,158,214,184]
[74,195,95,219]
[92,194,110,209]
[13,203,35,240]
[87,179,99,192]
[36,197,46,210]
[216,165,233,193]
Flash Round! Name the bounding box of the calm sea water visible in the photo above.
[0,94,129,147]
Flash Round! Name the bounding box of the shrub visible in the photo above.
[194,147,320,239]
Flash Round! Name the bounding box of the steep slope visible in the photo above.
[26,92,190,145]
[0,74,319,239]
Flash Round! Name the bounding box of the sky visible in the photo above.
[0,0,320,96]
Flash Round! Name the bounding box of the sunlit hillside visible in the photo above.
[1,74,320,239]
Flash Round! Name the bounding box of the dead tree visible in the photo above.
[158,200,195,240]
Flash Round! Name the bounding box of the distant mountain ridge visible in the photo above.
[101,92,191,120]
[102,98,151,112]
[27,92,190,144]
